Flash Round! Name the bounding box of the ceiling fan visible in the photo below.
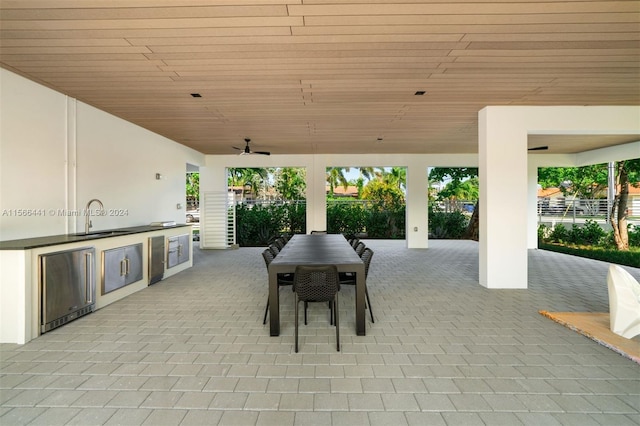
[233,138,270,156]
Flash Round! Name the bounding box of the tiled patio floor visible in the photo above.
[1,239,639,425]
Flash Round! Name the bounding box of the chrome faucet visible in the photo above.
[85,198,104,234]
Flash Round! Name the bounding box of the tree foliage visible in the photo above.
[326,167,350,195]
[429,167,478,184]
[429,167,479,240]
[186,172,199,206]
[381,167,407,190]
[539,160,640,251]
[361,179,405,205]
[610,159,640,251]
[538,164,609,198]
[274,167,306,200]
[438,177,479,201]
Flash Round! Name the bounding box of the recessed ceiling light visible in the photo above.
[191,93,202,98]
[414,91,426,96]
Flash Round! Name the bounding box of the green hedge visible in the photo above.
[539,243,640,268]
[428,209,469,239]
[235,201,407,246]
[326,201,405,239]
[538,222,640,267]
[235,203,305,246]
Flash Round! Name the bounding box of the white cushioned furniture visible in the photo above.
[606,264,640,339]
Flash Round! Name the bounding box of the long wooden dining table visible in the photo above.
[268,234,367,336]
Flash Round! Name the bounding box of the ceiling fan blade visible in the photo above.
[528,145,549,151]
[254,151,271,156]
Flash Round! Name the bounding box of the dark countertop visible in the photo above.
[0,224,191,250]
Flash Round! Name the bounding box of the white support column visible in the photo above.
[478,106,639,289]
[527,161,540,249]
[405,161,429,248]
[479,107,529,289]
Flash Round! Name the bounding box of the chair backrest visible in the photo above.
[355,241,366,256]
[262,249,274,267]
[274,238,285,250]
[294,265,340,302]
[310,230,327,234]
[350,238,360,249]
[361,248,374,278]
[268,244,280,256]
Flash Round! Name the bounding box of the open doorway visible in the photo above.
[326,166,406,239]
[186,163,199,240]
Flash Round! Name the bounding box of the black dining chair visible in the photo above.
[340,247,375,323]
[261,249,294,325]
[274,237,286,250]
[348,237,360,249]
[293,265,341,352]
[354,241,366,257]
[268,243,280,257]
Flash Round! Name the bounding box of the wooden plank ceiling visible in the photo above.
[1,1,639,155]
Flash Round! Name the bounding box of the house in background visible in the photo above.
[327,185,359,198]
[626,185,640,217]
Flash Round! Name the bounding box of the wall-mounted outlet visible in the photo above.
[413,226,418,232]
[176,203,182,209]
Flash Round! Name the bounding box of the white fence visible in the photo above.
[431,198,639,227]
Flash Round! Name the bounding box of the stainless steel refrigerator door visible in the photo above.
[40,247,95,331]
[149,236,165,284]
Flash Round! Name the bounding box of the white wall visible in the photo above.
[0,70,69,239]
[0,69,205,240]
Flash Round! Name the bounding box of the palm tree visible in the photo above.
[357,166,381,181]
[228,168,271,201]
[381,167,406,190]
[326,167,350,196]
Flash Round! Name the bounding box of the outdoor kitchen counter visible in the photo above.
[0,224,191,250]
[0,224,193,345]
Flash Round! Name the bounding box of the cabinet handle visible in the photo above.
[125,258,130,275]
[120,259,126,276]
[85,252,94,304]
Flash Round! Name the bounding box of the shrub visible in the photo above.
[548,223,569,243]
[538,224,551,244]
[327,202,367,236]
[365,205,406,239]
[428,210,469,239]
[326,200,406,239]
[629,224,640,248]
[286,202,306,235]
[235,203,296,246]
[578,219,607,246]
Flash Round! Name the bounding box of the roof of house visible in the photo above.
[538,184,640,198]
[327,185,359,197]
